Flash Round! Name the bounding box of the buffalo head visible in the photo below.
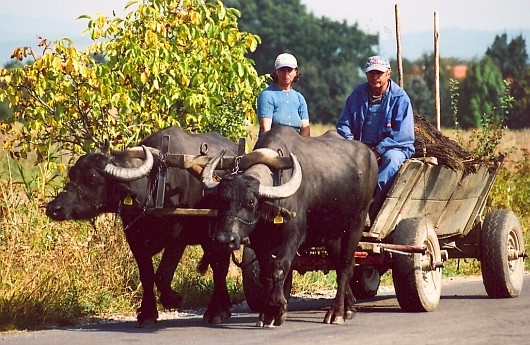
[46,146,154,220]
[202,148,302,250]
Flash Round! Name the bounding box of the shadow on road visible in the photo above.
[69,277,506,333]
[73,293,404,333]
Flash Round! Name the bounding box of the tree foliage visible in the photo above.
[0,0,264,161]
[507,67,530,128]
[403,54,460,127]
[404,75,433,119]
[224,0,378,124]
[486,33,528,79]
[486,33,530,129]
[458,56,505,129]
[0,61,23,121]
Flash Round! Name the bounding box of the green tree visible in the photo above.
[404,75,433,120]
[486,33,529,128]
[507,67,530,128]
[458,56,505,129]
[224,0,378,124]
[410,54,459,128]
[486,33,528,79]
[0,60,24,120]
[0,0,264,161]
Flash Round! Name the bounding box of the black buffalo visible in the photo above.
[202,126,378,326]
[46,126,237,327]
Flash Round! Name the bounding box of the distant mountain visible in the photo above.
[0,35,94,66]
[379,28,530,61]
[1,27,529,66]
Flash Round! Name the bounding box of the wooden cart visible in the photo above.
[147,136,526,312]
[285,156,527,312]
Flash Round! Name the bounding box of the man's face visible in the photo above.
[366,69,390,91]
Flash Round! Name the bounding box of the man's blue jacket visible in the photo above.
[336,79,415,159]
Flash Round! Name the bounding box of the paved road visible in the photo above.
[2,274,529,345]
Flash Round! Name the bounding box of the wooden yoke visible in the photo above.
[155,135,170,208]
[153,137,247,208]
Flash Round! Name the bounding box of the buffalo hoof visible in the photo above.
[255,310,286,327]
[256,313,273,327]
[323,309,345,325]
[134,314,157,328]
[203,306,231,324]
[272,307,287,326]
[345,308,356,320]
[136,306,158,328]
[256,313,264,327]
[273,313,286,326]
[159,291,183,310]
[135,318,157,328]
[332,316,345,325]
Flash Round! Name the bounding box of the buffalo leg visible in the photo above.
[132,253,159,328]
[156,242,186,310]
[324,219,363,324]
[324,244,353,324]
[259,245,297,327]
[126,231,160,328]
[344,282,356,319]
[203,246,232,323]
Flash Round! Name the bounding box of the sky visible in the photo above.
[303,0,529,35]
[1,0,529,64]
[301,0,530,60]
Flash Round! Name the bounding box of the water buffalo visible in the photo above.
[46,126,237,327]
[202,126,378,326]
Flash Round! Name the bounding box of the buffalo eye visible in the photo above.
[85,172,100,186]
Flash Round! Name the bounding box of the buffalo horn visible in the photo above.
[104,145,154,181]
[100,139,110,154]
[201,149,226,189]
[111,146,160,159]
[238,148,293,170]
[257,153,302,199]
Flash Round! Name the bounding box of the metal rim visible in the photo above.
[421,233,442,299]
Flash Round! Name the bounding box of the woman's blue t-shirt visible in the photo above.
[257,84,309,131]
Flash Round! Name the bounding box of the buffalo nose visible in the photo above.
[46,204,57,217]
[215,232,240,250]
[45,203,64,220]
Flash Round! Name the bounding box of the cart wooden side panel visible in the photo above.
[436,164,495,238]
[364,158,499,242]
[365,159,426,239]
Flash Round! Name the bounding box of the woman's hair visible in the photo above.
[271,68,300,84]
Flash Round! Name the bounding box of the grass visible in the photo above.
[0,127,529,331]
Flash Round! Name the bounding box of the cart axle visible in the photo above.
[508,249,528,261]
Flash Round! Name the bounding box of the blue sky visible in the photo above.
[1,0,529,64]
[302,0,530,60]
[303,0,529,34]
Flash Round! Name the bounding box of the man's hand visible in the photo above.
[371,147,381,161]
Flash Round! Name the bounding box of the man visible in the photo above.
[336,55,415,217]
[257,53,310,137]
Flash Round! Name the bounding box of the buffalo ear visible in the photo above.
[260,201,296,223]
[113,181,132,195]
[100,139,110,155]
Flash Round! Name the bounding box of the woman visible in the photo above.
[257,53,310,137]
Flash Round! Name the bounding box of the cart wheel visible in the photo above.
[350,266,380,299]
[480,209,525,298]
[392,217,442,312]
[241,246,292,312]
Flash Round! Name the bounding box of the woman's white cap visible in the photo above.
[275,53,298,69]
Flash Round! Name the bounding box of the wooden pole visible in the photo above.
[395,4,403,87]
[434,11,441,130]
